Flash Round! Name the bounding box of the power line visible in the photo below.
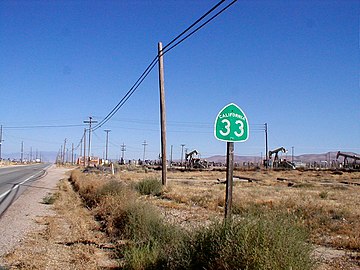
[3,124,86,129]
[92,0,237,131]
[74,129,86,150]
[162,0,238,55]
[162,0,226,52]
[92,56,159,131]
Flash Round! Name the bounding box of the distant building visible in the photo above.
[77,156,102,166]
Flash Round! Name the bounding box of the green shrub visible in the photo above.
[97,180,126,197]
[42,193,58,205]
[124,243,161,270]
[162,210,313,270]
[119,201,186,270]
[319,191,328,199]
[135,178,163,196]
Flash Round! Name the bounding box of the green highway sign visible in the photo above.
[214,103,249,142]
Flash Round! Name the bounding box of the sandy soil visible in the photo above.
[0,166,69,260]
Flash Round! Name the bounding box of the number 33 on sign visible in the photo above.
[214,103,249,142]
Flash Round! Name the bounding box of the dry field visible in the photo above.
[2,166,359,269]
[118,167,360,269]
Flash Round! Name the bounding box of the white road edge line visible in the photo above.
[0,164,51,200]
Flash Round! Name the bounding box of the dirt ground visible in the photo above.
[1,167,359,269]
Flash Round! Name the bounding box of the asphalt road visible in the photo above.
[0,163,51,216]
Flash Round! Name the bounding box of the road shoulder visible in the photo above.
[0,165,69,258]
[0,166,117,269]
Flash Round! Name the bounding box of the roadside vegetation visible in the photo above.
[70,169,315,269]
[4,168,359,269]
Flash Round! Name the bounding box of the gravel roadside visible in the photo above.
[0,165,70,259]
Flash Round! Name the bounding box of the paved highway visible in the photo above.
[0,163,51,216]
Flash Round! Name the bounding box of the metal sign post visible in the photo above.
[225,141,234,219]
[214,103,249,220]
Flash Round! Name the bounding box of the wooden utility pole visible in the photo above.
[104,129,111,161]
[83,128,87,167]
[84,117,97,164]
[79,135,83,162]
[170,145,173,167]
[20,141,24,163]
[265,123,268,169]
[142,140,147,162]
[158,42,167,186]
[224,142,234,219]
[181,144,185,167]
[71,143,74,165]
[121,143,126,163]
[62,139,67,165]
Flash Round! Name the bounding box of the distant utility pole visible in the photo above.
[291,146,294,163]
[158,41,167,185]
[181,144,185,167]
[83,128,87,166]
[84,117,97,162]
[57,148,61,164]
[20,141,24,163]
[79,135,83,160]
[0,125,3,160]
[104,129,111,161]
[142,140,148,162]
[71,143,74,165]
[264,123,268,169]
[63,138,67,164]
[30,147,33,162]
[121,143,126,162]
[170,145,173,167]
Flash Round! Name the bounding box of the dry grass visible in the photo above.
[2,178,117,269]
[111,168,360,253]
[4,168,359,269]
[146,169,360,269]
[71,168,360,269]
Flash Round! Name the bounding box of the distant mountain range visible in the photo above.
[2,151,358,164]
[205,151,359,164]
[2,151,58,163]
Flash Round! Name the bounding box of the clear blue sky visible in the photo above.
[0,0,359,161]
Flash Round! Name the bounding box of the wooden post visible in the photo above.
[158,42,167,186]
[225,142,234,219]
[265,123,268,169]
[62,139,66,165]
[71,143,74,165]
[83,128,86,167]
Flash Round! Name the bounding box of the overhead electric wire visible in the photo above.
[92,56,158,131]
[3,124,86,129]
[91,0,237,131]
[162,0,226,52]
[162,0,238,55]
[74,129,86,150]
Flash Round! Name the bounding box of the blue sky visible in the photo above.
[0,0,359,161]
